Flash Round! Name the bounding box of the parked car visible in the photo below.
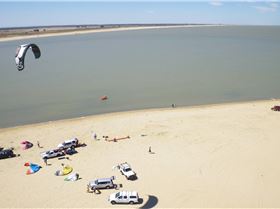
[64,147,77,155]
[57,138,79,150]
[0,149,15,159]
[271,105,280,111]
[109,191,139,205]
[87,177,116,191]
[119,162,137,180]
[40,148,64,159]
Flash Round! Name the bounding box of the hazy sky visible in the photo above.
[0,1,279,27]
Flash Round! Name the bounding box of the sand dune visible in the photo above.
[0,100,280,208]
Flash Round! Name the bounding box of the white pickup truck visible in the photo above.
[108,191,139,205]
[118,162,137,180]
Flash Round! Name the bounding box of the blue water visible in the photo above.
[0,26,280,128]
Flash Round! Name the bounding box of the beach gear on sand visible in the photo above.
[64,173,79,181]
[55,165,73,176]
[106,136,130,142]
[24,162,41,175]
[20,140,33,150]
[15,43,41,71]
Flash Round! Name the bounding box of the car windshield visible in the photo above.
[116,192,120,198]
[125,168,131,172]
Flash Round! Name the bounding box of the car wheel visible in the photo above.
[129,201,134,205]
[111,201,116,205]
[106,186,110,189]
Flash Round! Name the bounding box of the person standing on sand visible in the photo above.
[37,141,41,148]
[149,146,152,153]
[43,158,48,166]
[91,131,97,140]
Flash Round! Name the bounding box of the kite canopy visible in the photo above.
[55,165,73,176]
[24,162,41,175]
[64,173,79,181]
[20,141,33,150]
[15,43,41,71]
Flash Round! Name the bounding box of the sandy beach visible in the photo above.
[0,24,221,42]
[1,99,280,208]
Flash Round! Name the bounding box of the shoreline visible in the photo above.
[1,98,278,132]
[0,24,223,42]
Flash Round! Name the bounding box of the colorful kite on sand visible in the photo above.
[24,162,41,175]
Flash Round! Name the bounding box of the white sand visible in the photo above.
[0,99,280,208]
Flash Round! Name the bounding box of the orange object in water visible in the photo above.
[101,96,108,101]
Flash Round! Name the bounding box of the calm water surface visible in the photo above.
[0,26,280,128]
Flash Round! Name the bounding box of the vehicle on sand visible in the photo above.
[87,177,117,191]
[41,148,64,159]
[271,105,280,111]
[118,162,137,180]
[0,149,15,159]
[108,191,139,204]
[57,138,79,150]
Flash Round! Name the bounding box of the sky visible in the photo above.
[0,1,279,28]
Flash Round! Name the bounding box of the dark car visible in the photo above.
[64,147,77,155]
[0,149,15,159]
[271,106,280,111]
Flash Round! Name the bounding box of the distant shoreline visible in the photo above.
[0,24,223,42]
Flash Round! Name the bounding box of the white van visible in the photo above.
[108,191,139,204]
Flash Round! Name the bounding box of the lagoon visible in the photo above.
[0,26,280,128]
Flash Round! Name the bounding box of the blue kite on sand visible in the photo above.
[24,162,41,175]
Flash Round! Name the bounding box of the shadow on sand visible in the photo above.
[139,195,158,209]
